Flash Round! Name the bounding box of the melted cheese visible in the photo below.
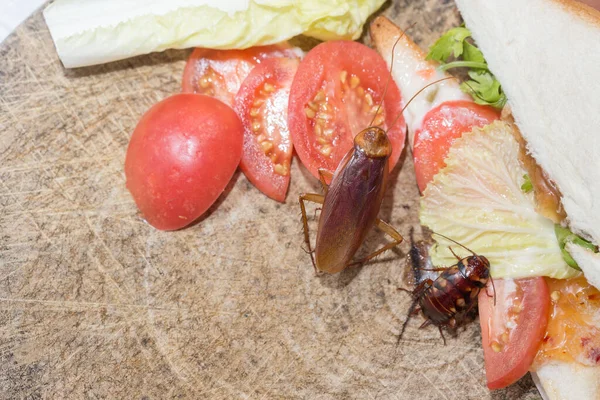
[533,277,600,369]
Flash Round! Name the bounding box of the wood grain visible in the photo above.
[0,2,541,399]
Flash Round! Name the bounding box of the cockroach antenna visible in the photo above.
[431,231,478,256]
[385,76,455,135]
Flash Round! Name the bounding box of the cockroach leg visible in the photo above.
[419,319,432,329]
[313,207,322,220]
[348,218,403,267]
[317,168,334,193]
[438,326,447,345]
[299,193,325,272]
[397,297,420,344]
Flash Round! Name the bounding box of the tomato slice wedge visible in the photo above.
[182,44,300,106]
[414,100,500,192]
[288,40,405,179]
[234,58,299,202]
[478,278,550,390]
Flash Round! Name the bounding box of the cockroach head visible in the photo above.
[465,255,491,286]
[354,126,391,159]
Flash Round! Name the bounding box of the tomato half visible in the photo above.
[125,94,243,230]
[478,278,550,389]
[234,58,299,202]
[288,41,405,179]
[182,44,300,106]
[414,100,500,192]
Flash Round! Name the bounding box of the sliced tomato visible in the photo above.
[414,100,500,192]
[233,58,299,202]
[478,278,550,390]
[288,40,405,179]
[182,44,300,106]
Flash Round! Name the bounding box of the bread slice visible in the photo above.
[532,362,600,400]
[369,16,470,147]
[454,0,600,251]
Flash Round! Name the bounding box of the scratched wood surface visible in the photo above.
[0,1,542,399]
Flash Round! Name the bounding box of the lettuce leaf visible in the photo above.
[420,121,578,279]
[44,0,386,68]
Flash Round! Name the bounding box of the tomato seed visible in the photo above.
[340,70,347,84]
[252,121,261,132]
[365,93,374,106]
[491,341,503,353]
[250,108,260,117]
[314,90,325,102]
[261,141,273,152]
[263,83,276,92]
[314,123,323,136]
[274,163,289,176]
[305,108,316,118]
[350,75,360,89]
[199,76,210,88]
[320,145,332,157]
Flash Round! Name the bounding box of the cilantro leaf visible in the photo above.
[521,174,533,193]
[427,26,506,109]
[555,225,599,270]
[460,70,507,108]
[462,41,485,63]
[426,27,471,63]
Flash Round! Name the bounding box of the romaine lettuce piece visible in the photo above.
[43,0,385,68]
[420,121,578,279]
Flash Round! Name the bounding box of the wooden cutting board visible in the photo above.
[0,2,542,398]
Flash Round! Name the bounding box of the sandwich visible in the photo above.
[370,0,600,398]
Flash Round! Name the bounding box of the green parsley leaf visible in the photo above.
[427,26,506,109]
[460,70,507,108]
[521,174,533,193]
[426,27,472,63]
[555,225,599,270]
[462,41,485,64]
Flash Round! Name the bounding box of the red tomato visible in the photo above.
[125,94,243,230]
[234,58,299,202]
[414,100,500,192]
[478,278,550,389]
[182,44,300,106]
[288,41,405,179]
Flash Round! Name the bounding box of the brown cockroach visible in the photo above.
[299,125,403,274]
[398,232,495,344]
[298,34,453,274]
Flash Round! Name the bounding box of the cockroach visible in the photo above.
[398,232,495,344]
[298,33,453,274]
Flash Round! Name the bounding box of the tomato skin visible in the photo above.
[414,100,500,192]
[478,278,550,390]
[125,94,243,230]
[234,58,299,202]
[288,40,405,179]
[182,45,300,106]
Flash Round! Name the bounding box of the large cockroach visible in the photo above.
[398,233,495,344]
[298,35,453,274]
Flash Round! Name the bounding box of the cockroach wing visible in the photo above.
[314,149,389,274]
